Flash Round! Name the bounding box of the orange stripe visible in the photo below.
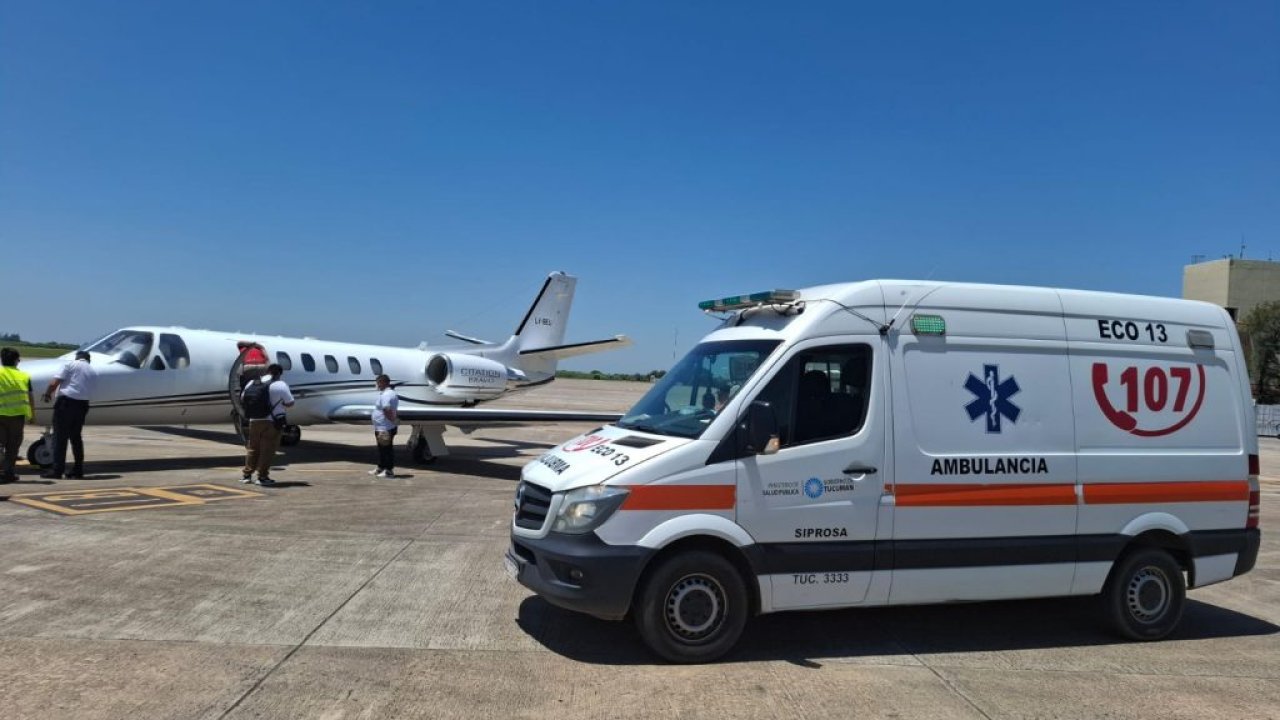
[1082,480,1249,505]
[894,483,1075,507]
[620,484,736,511]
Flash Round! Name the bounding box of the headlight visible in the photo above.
[551,485,630,534]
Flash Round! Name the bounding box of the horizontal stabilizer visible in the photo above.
[445,330,491,345]
[329,404,622,425]
[518,335,631,360]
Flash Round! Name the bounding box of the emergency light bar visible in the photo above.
[698,290,799,312]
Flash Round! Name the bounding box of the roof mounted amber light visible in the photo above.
[1187,329,1215,349]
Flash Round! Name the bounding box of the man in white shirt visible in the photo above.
[240,363,295,486]
[369,374,399,478]
[41,351,97,479]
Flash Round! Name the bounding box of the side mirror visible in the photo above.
[743,400,780,456]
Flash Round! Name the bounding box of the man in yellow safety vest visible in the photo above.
[0,347,35,483]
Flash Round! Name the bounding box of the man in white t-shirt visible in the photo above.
[240,363,295,486]
[369,374,399,478]
[41,350,97,479]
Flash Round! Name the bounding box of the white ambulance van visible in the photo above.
[506,280,1261,663]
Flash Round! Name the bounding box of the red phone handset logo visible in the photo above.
[563,434,609,452]
[1091,363,1206,437]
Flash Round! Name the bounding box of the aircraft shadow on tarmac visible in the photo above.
[88,426,533,482]
[516,595,1279,665]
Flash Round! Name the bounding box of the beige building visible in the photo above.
[1182,258,1280,321]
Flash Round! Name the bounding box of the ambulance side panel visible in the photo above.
[1061,293,1253,592]
[887,285,1081,604]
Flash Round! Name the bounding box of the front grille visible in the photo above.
[514,480,553,530]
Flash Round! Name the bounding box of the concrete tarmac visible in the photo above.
[0,378,1277,719]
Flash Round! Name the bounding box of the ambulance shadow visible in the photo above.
[517,596,1278,665]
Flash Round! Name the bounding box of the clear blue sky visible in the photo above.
[3,1,1277,373]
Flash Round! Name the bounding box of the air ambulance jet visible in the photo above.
[19,272,629,467]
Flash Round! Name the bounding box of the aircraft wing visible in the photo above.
[519,335,632,361]
[328,405,623,425]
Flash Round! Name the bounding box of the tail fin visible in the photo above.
[512,272,576,351]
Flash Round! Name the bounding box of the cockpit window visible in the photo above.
[83,330,154,369]
[158,334,190,369]
[617,339,781,439]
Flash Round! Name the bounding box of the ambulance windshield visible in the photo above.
[618,339,781,439]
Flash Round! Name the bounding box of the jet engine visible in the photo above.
[425,353,524,400]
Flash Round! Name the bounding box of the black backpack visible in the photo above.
[242,379,275,419]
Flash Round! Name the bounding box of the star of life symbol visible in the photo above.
[964,364,1021,433]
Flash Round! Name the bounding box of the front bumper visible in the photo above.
[507,531,654,621]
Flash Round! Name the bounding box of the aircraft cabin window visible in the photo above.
[276,352,292,371]
[348,357,361,375]
[84,330,154,370]
[370,358,383,376]
[158,333,190,369]
[149,356,166,371]
[324,355,339,373]
[301,353,316,372]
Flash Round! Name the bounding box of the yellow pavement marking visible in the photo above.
[9,483,264,516]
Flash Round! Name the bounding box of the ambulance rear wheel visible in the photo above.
[1103,548,1185,641]
[280,425,301,447]
[27,437,53,468]
[634,551,747,663]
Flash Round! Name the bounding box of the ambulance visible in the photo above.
[505,280,1262,663]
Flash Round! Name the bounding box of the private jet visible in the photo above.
[19,272,629,467]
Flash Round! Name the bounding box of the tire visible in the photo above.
[1103,548,1186,641]
[411,436,436,465]
[633,550,748,663]
[280,425,302,447]
[27,437,53,468]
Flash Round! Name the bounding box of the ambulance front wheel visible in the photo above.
[1103,547,1186,641]
[634,550,748,664]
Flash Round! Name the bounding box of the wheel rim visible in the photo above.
[663,572,727,642]
[1125,565,1171,624]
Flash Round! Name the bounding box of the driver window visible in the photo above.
[757,344,872,448]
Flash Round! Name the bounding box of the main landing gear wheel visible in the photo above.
[27,437,54,468]
[280,425,302,447]
[411,436,436,465]
[634,550,748,664]
[1103,547,1186,641]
